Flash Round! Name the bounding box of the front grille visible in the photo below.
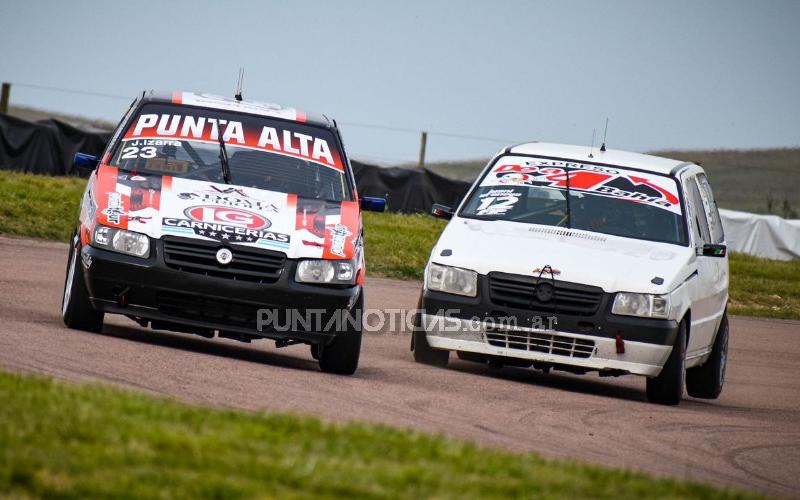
[157,290,263,329]
[163,237,285,283]
[485,327,595,358]
[487,272,603,315]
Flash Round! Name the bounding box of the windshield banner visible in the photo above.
[479,156,682,214]
[123,112,343,172]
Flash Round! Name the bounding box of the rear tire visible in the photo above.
[62,230,104,333]
[646,320,686,405]
[686,313,729,399]
[318,293,362,375]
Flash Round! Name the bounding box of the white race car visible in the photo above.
[414,142,729,405]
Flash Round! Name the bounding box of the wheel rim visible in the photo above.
[62,244,77,317]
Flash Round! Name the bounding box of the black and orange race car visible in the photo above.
[62,90,385,374]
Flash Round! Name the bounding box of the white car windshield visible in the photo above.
[460,155,688,245]
[111,103,352,202]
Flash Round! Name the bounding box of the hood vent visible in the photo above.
[527,226,607,242]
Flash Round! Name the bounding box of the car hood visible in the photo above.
[92,165,360,260]
[431,217,695,294]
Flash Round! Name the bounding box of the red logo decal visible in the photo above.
[184,206,269,229]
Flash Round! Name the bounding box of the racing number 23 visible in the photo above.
[120,146,157,160]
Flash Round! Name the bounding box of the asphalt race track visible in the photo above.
[1,235,798,496]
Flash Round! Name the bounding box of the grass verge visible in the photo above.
[0,170,796,319]
[0,370,755,499]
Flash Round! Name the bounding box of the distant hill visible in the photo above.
[419,148,800,217]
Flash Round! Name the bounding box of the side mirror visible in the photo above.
[74,152,99,171]
[431,203,454,220]
[360,196,386,212]
[699,243,727,257]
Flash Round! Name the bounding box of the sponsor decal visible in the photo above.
[177,185,279,212]
[162,218,289,244]
[327,223,352,257]
[124,112,341,170]
[102,192,124,224]
[481,157,682,214]
[184,206,269,230]
[532,267,561,276]
[476,188,522,216]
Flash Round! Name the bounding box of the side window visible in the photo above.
[686,176,711,246]
[696,174,725,244]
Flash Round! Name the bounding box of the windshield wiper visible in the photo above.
[218,135,232,184]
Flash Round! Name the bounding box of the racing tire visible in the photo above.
[686,313,729,399]
[646,320,686,405]
[318,293,362,375]
[62,230,104,333]
[410,305,449,367]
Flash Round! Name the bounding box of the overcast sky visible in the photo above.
[1,0,798,163]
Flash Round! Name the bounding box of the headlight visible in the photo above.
[612,292,670,319]
[92,225,150,258]
[426,263,477,297]
[296,259,356,285]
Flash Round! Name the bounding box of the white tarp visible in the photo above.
[719,209,800,261]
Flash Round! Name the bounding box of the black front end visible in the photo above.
[81,235,360,343]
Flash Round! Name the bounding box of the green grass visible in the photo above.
[728,253,800,320]
[0,170,797,319]
[363,211,446,280]
[0,370,756,499]
[0,170,86,241]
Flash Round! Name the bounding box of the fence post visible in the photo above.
[418,131,427,168]
[0,82,10,114]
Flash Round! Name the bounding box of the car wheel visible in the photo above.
[318,293,362,375]
[646,319,686,405]
[410,303,449,367]
[686,313,729,399]
[62,230,104,333]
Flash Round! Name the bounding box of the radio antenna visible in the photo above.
[588,128,596,158]
[234,67,244,101]
[600,117,609,152]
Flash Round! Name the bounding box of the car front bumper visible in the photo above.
[80,238,360,343]
[421,275,679,377]
[422,314,672,376]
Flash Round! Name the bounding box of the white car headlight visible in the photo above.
[426,263,478,297]
[612,292,670,319]
[296,259,356,285]
[92,225,150,258]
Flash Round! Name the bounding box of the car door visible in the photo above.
[683,173,721,357]
[695,173,729,328]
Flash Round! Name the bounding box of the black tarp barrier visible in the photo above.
[0,113,110,175]
[0,113,471,212]
[352,161,470,213]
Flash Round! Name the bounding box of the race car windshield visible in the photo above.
[110,103,352,202]
[459,156,688,245]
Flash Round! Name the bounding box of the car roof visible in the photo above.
[508,142,694,176]
[139,90,333,129]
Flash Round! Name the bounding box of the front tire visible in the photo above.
[686,313,729,399]
[410,304,449,367]
[318,293,362,375]
[646,320,686,405]
[62,230,104,333]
